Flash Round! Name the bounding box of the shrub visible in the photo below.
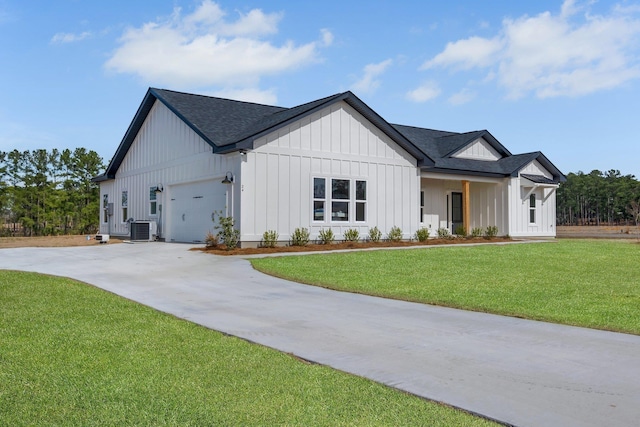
[214,214,240,250]
[368,226,382,243]
[318,228,335,245]
[415,227,430,242]
[484,225,499,239]
[437,228,451,239]
[290,227,310,246]
[204,231,219,248]
[387,226,403,242]
[471,227,483,238]
[261,230,278,248]
[343,228,360,242]
[454,225,467,237]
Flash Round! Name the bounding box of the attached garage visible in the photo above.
[168,180,227,243]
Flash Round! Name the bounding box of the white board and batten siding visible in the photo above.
[420,177,508,235]
[452,138,501,161]
[99,100,240,242]
[507,160,557,237]
[240,101,420,243]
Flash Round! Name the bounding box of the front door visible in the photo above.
[451,192,463,233]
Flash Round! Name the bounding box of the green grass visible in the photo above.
[252,240,640,335]
[0,271,496,426]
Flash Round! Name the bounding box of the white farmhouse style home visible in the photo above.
[93,88,565,244]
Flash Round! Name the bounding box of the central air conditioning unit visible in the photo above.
[130,221,158,242]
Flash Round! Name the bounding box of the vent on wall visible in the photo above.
[130,221,157,241]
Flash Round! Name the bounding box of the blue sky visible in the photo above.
[1,0,639,177]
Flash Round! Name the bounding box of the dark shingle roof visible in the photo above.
[93,88,564,183]
[521,174,560,185]
[153,89,286,146]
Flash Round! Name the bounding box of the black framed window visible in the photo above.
[313,178,326,221]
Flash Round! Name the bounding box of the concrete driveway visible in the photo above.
[1,243,639,427]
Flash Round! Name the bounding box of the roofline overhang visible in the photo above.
[421,170,506,184]
[213,91,436,167]
[509,151,566,182]
[91,173,114,183]
[421,166,507,179]
[443,130,513,159]
[151,88,218,150]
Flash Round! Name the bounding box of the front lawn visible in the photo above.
[0,270,495,426]
[251,240,640,335]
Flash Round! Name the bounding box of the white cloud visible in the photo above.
[422,36,503,70]
[448,89,476,105]
[351,59,392,94]
[421,0,640,99]
[320,28,334,47]
[406,81,441,103]
[105,1,325,90]
[51,31,92,44]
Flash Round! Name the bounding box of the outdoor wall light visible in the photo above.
[221,172,234,184]
[154,184,164,193]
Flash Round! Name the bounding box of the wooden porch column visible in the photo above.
[462,180,470,234]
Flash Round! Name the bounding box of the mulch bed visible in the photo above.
[196,237,512,256]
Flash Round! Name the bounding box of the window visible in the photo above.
[102,194,109,223]
[312,177,367,223]
[355,180,366,222]
[121,190,128,223]
[420,191,424,222]
[149,187,157,216]
[331,179,350,222]
[529,194,536,223]
[313,178,325,221]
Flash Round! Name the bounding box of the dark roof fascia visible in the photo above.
[98,88,160,181]
[91,174,111,183]
[342,92,435,166]
[442,129,512,159]
[221,91,435,166]
[150,88,218,150]
[420,165,507,179]
[509,151,566,182]
[214,92,346,154]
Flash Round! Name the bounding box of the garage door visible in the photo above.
[168,180,227,243]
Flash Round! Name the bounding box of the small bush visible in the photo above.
[415,227,430,242]
[204,231,219,248]
[214,213,240,250]
[290,227,310,246]
[484,225,499,239]
[471,227,483,238]
[387,226,403,242]
[318,228,335,245]
[343,228,360,242]
[261,230,278,248]
[454,225,467,237]
[368,226,382,243]
[437,228,451,239]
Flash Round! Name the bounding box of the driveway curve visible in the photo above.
[1,243,639,427]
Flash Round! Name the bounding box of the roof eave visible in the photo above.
[443,130,513,159]
[220,91,436,167]
[422,166,507,179]
[150,88,218,151]
[510,151,566,182]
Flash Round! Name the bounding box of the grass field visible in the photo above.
[251,240,640,335]
[0,270,496,426]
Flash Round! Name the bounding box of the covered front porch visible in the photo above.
[419,173,508,236]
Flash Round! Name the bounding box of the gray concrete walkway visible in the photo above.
[1,243,639,427]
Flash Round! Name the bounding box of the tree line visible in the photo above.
[0,148,104,237]
[1,147,638,236]
[556,170,640,226]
